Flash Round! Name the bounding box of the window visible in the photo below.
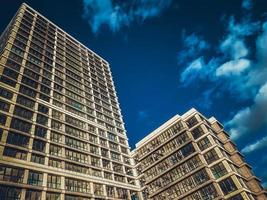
[46,192,60,200]
[219,177,237,195]
[25,190,41,200]
[101,148,108,158]
[65,162,89,174]
[36,114,48,126]
[49,158,62,168]
[228,194,244,200]
[65,149,88,163]
[204,149,220,164]
[113,163,123,173]
[19,85,37,98]
[0,185,21,200]
[0,99,10,112]
[50,132,62,143]
[0,87,13,99]
[187,116,199,128]
[117,188,128,199]
[0,113,7,125]
[109,142,119,151]
[110,152,120,161]
[3,147,27,160]
[211,162,228,179]
[34,126,47,138]
[31,153,45,164]
[47,174,61,189]
[65,178,91,193]
[0,165,24,183]
[65,115,85,129]
[90,145,99,155]
[10,118,32,133]
[52,110,63,120]
[198,137,211,151]
[38,104,49,114]
[32,139,46,152]
[65,125,87,139]
[51,120,62,131]
[91,156,100,167]
[14,105,33,120]
[16,94,35,108]
[28,171,43,186]
[3,67,19,80]
[65,136,87,150]
[0,76,17,87]
[6,131,29,147]
[106,186,115,197]
[49,145,62,156]
[94,183,104,196]
[108,132,117,142]
[192,126,205,139]
[21,76,38,89]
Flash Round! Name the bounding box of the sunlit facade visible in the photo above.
[0,3,141,199]
[132,108,267,200]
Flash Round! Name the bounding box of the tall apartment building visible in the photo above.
[0,3,141,200]
[132,108,267,200]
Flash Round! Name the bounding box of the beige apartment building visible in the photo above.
[0,3,141,200]
[132,108,267,200]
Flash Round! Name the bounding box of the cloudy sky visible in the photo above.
[1,0,267,187]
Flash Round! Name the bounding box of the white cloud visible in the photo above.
[227,82,267,140]
[180,57,204,84]
[215,58,250,76]
[242,0,253,10]
[82,0,172,33]
[241,135,267,154]
[178,32,210,64]
[220,37,248,59]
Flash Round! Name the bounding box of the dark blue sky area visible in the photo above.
[1,0,267,187]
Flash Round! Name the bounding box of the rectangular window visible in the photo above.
[46,192,60,200]
[31,153,45,164]
[6,131,29,148]
[0,185,21,200]
[0,87,13,99]
[14,105,33,120]
[48,158,62,168]
[3,147,27,160]
[204,149,220,164]
[47,174,61,189]
[0,99,10,112]
[0,165,24,183]
[28,171,43,186]
[211,162,228,179]
[10,118,32,133]
[34,126,47,138]
[49,145,62,156]
[219,177,237,195]
[192,126,205,139]
[16,94,35,108]
[25,190,41,200]
[198,136,212,151]
[32,139,46,152]
[65,178,90,193]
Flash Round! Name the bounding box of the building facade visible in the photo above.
[0,3,141,200]
[132,108,267,200]
[1,3,267,200]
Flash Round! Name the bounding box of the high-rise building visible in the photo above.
[132,108,267,200]
[0,3,141,200]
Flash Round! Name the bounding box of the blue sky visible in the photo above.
[1,0,267,187]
